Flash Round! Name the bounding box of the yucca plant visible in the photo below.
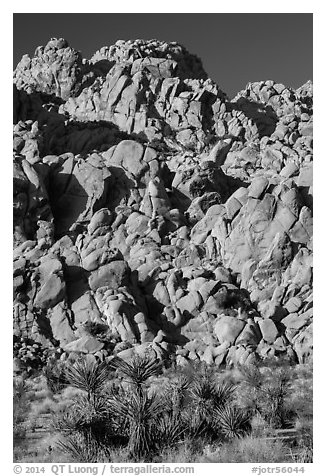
[181,372,237,440]
[155,414,185,450]
[72,394,111,437]
[190,379,217,420]
[163,375,191,420]
[53,393,111,443]
[52,357,115,452]
[108,388,165,460]
[190,377,236,424]
[110,355,162,392]
[43,358,68,393]
[213,405,251,439]
[261,371,292,428]
[213,382,236,407]
[52,406,86,434]
[238,364,292,428]
[64,358,111,401]
[13,377,30,446]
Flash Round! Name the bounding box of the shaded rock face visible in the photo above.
[13,38,313,367]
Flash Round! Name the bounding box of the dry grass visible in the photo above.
[156,439,207,463]
[202,436,289,463]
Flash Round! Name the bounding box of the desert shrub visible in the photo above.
[13,336,50,374]
[82,320,122,354]
[189,177,214,198]
[82,320,109,338]
[13,376,52,462]
[290,418,313,462]
[166,359,203,380]
[13,377,30,445]
[43,359,68,393]
[237,363,294,428]
[289,365,313,422]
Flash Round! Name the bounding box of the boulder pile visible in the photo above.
[13,38,313,367]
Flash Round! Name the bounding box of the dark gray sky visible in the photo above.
[13,13,312,98]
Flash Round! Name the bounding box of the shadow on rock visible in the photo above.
[228,98,278,138]
[47,172,88,237]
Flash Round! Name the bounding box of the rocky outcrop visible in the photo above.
[13,38,313,368]
[14,38,84,100]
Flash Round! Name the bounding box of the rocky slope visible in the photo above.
[13,38,313,367]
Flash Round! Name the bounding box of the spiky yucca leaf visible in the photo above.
[187,376,235,437]
[163,375,191,418]
[52,407,85,434]
[190,376,235,407]
[52,393,112,445]
[155,414,185,449]
[213,405,251,439]
[56,432,110,462]
[213,382,236,408]
[65,358,110,397]
[190,378,217,421]
[108,389,164,459]
[110,355,162,388]
[72,393,108,422]
[239,364,292,428]
[109,389,164,422]
[171,374,192,393]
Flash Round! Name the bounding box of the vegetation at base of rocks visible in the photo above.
[236,361,295,428]
[43,358,68,393]
[13,377,31,451]
[13,336,52,375]
[82,320,110,338]
[13,357,312,463]
[81,320,122,351]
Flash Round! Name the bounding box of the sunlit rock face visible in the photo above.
[13,38,313,366]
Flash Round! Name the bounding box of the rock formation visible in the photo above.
[13,38,313,367]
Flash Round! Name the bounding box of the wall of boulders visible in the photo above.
[13,38,313,367]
